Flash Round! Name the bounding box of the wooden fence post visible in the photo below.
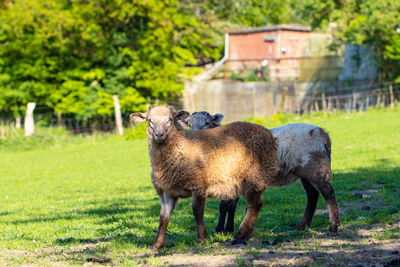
[376,93,381,108]
[335,97,339,111]
[346,97,351,113]
[0,121,5,140]
[24,102,36,136]
[390,84,394,109]
[315,101,320,112]
[322,93,327,116]
[15,117,21,129]
[359,99,364,113]
[113,95,123,136]
[327,96,332,112]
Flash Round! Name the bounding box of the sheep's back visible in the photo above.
[184,122,279,198]
[270,123,331,185]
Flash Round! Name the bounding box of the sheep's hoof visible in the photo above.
[296,224,307,231]
[224,227,234,233]
[327,231,339,237]
[144,246,158,256]
[328,224,339,235]
[261,239,270,245]
[231,239,247,245]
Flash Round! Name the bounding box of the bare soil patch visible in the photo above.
[137,222,400,267]
[2,223,399,266]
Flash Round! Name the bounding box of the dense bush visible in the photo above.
[1,0,399,121]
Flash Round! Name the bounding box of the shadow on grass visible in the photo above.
[58,164,399,246]
[5,162,400,266]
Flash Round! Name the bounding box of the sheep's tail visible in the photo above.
[320,127,332,181]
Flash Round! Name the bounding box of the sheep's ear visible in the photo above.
[175,110,190,121]
[178,119,189,128]
[212,113,224,124]
[130,112,147,124]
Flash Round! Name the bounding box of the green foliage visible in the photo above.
[124,122,148,140]
[0,127,73,152]
[0,0,223,119]
[1,0,400,120]
[323,0,400,81]
[180,0,295,27]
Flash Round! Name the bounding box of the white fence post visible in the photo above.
[24,102,36,136]
[113,95,123,136]
[15,117,21,129]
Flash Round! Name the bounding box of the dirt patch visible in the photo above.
[352,189,379,198]
[137,222,400,267]
[2,223,400,266]
[0,242,111,266]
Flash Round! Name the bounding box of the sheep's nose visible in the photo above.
[154,131,166,141]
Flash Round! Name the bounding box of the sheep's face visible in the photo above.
[130,105,190,144]
[186,111,224,130]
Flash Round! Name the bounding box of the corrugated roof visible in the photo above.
[227,24,312,34]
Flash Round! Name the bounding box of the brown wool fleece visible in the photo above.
[148,117,279,200]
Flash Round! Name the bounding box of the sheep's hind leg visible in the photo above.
[151,192,178,251]
[232,190,263,245]
[225,198,239,233]
[297,178,319,231]
[312,180,340,234]
[214,200,229,233]
[192,194,208,242]
[214,198,239,234]
[295,153,340,234]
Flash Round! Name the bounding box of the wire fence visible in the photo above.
[0,82,398,138]
[0,99,183,137]
[294,82,399,114]
[184,80,400,121]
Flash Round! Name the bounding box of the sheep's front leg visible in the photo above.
[232,190,263,245]
[151,192,178,251]
[297,178,319,230]
[192,195,208,242]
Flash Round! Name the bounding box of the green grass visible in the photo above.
[1,108,400,265]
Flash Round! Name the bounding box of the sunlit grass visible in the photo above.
[0,107,399,265]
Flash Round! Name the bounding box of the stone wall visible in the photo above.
[183,79,375,122]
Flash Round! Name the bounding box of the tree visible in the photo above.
[333,0,400,80]
[0,0,226,118]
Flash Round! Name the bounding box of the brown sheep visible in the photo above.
[187,111,340,234]
[130,105,279,251]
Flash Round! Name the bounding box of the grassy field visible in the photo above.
[1,108,400,266]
